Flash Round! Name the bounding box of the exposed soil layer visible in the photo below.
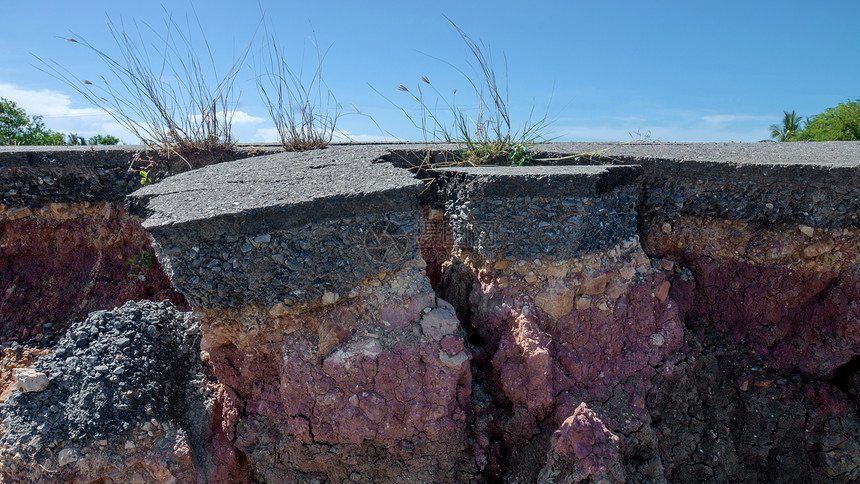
[642,216,860,379]
[437,244,684,482]
[637,215,860,482]
[0,300,249,483]
[5,144,860,482]
[198,257,478,482]
[0,203,187,345]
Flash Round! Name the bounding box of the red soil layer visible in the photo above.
[643,216,860,378]
[0,203,187,343]
[197,264,477,482]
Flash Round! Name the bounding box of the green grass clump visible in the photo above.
[256,29,340,152]
[393,18,552,167]
[38,11,251,168]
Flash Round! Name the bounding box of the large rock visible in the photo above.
[0,300,245,483]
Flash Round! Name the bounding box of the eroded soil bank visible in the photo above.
[0,202,186,344]
[1,143,860,482]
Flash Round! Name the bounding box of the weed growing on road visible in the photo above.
[392,18,553,167]
[37,10,252,167]
[256,29,340,151]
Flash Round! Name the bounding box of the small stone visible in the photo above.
[660,258,675,271]
[494,260,511,271]
[524,273,538,284]
[124,440,136,450]
[58,448,78,467]
[6,207,32,220]
[420,307,459,341]
[49,203,69,217]
[803,239,835,258]
[439,350,469,368]
[321,291,339,306]
[661,222,672,234]
[654,281,671,303]
[200,351,210,364]
[619,266,636,280]
[650,334,665,346]
[765,203,774,210]
[574,296,591,310]
[535,287,575,319]
[580,274,608,296]
[798,225,815,238]
[540,265,568,280]
[605,282,626,300]
[13,368,48,393]
[268,302,288,318]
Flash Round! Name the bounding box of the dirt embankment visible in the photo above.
[2,144,860,482]
[0,202,186,345]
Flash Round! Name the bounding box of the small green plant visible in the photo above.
[391,18,552,167]
[508,143,533,166]
[126,249,153,279]
[256,28,340,151]
[129,150,157,185]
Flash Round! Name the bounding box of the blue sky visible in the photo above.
[1,0,858,144]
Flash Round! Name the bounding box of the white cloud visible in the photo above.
[189,111,267,125]
[0,83,101,118]
[250,128,401,144]
[252,127,280,143]
[331,130,401,143]
[0,82,138,142]
[0,82,273,143]
[701,114,772,124]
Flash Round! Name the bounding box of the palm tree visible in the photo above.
[769,110,803,141]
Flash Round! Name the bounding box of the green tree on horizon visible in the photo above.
[794,100,860,141]
[769,110,803,142]
[1,97,121,146]
[0,97,64,145]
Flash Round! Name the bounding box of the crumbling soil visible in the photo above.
[0,300,242,483]
[0,203,187,345]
